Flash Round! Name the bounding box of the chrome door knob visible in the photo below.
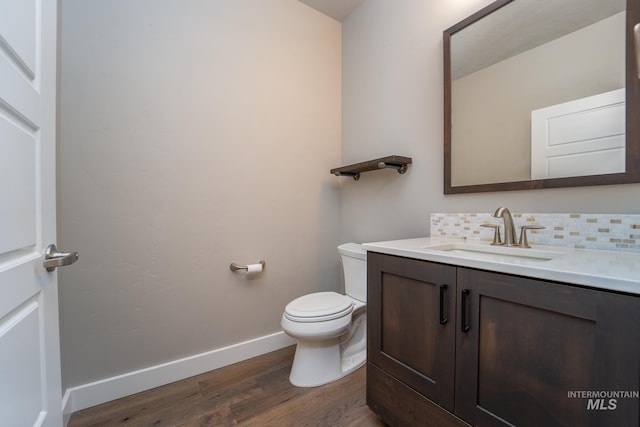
[43,244,79,272]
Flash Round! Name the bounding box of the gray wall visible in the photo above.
[59,0,341,389]
[340,0,640,245]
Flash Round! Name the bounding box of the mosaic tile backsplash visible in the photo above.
[431,213,640,253]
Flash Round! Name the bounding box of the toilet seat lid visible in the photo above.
[285,292,353,322]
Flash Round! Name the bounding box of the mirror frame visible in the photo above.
[444,0,640,194]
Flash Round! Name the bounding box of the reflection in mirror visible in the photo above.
[530,88,625,180]
[444,0,640,193]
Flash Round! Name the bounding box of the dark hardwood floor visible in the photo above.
[68,346,386,426]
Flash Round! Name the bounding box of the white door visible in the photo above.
[531,88,626,180]
[1,1,69,426]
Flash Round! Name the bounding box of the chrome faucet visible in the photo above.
[494,207,518,246]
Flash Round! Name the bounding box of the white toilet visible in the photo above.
[281,243,367,387]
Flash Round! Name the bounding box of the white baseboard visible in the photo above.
[62,331,295,424]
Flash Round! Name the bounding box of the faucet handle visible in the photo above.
[481,223,502,245]
[518,225,545,248]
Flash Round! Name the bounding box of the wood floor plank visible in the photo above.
[197,346,295,394]
[346,412,388,427]
[68,345,385,427]
[124,375,265,426]
[69,380,203,426]
[237,367,383,427]
[229,365,315,423]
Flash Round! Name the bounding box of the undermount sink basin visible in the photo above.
[422,243,564,262]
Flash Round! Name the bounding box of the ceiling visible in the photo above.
[297,0,365,22]
[451,0,626,79]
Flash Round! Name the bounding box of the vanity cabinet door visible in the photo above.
[367,253,457,411]
[455,268,640,427]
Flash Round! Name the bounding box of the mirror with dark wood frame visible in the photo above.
[444,0,640,194]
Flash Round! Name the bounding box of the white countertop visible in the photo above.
[362,237,640,296]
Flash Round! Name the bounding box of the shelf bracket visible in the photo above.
[334,171,361,181]
[378,162,408,174]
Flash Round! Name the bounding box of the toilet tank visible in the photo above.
[338,243,367,302]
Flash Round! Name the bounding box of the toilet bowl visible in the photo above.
[281,243,367,387]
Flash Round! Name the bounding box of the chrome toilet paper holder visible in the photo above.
[230,260,266,272]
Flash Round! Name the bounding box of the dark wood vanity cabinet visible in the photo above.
[367,252,640,427]
[367,254,457,412]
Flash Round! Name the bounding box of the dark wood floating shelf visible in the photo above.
[330,155,412,181]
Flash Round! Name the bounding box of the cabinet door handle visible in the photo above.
[439,284,448,325]
[635,23,640,79]
[461,289,471,333]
